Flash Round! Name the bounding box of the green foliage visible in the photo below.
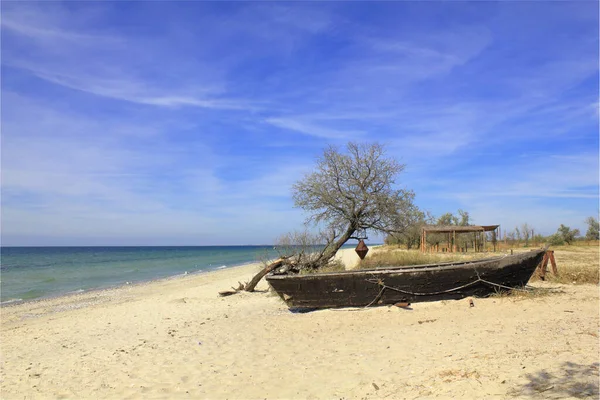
[557,224,580,245]
[585,216,599,241]
[531,233,545,244]
[437,212,456,226]
[423,209,472,249]
[435,209,470,227]
[546,233,565,246]
[386,210,434,249]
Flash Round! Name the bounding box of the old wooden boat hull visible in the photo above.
[266,249,546,309]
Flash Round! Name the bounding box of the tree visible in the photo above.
[585,216,599,241]
[557,224,580,245]
[506,230,516,243]
[456,209,470,226]
[291,142,418,262]
[437,212,457,226]
[521,223,531,247]
[242,142,419,291]
[546,233,565,246]
[514,227,522,242]
[386,210,434,249]
[423,209,472,249]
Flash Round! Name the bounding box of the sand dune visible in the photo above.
[1,248,598,399]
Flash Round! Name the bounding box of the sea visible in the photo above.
[0,246,285,305]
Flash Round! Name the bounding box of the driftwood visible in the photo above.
[243,258,285,292]
[219,258,287,296]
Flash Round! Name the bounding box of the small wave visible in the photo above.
[1,298,23,305]
[216,265,228,270]
[67,289,85,294]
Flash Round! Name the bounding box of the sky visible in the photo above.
[1,1,598,246]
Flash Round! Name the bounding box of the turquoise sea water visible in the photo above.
[0,246,283,304]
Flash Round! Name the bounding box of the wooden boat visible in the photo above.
[266,248,547,310]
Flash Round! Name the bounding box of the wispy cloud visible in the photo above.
[1,3,256,111]
[264,117,365,139]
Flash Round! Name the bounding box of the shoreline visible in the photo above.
[0,261,264,322]
[1,245,369,308]
[1,245,366,306]
[0,260,264,308]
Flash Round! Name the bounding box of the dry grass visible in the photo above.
[299,259,346,274]
[489,286,560,300]
[438,369,481,382]
[358,248,485,269]
[532,245,599,284]
[359,245,598,285]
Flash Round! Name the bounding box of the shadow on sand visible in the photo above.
[512,362,599,398]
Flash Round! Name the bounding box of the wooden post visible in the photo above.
[537,250,558,280]
[548,251,558,275]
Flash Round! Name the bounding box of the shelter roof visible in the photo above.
[422,225,500,233]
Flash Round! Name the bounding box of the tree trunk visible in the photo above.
[317,225,356,265]
[242,225,357,292]
[243,258,285,292]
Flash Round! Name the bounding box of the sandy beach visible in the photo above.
[1,248,598,399]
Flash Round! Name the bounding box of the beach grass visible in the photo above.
[358,245,598,285]
[357,248,483,269]
[531,245,599,284]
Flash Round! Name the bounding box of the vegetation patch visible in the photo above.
[532,245,599,285]
[438,369,481,382]
[357,249,482,269]
[489,286,559,300]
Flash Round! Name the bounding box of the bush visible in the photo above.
[547,233,565,246]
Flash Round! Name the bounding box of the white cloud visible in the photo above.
[1,4,255,111]
[264,117,365,139]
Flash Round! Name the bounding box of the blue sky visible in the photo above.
[1,1,598,246]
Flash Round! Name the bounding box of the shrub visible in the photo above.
[547,233,565,246]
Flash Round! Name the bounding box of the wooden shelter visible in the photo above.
[420,225,500,253]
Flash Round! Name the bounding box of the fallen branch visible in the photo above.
[243,258,286,292]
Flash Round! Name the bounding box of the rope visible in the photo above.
[363,271,533,307]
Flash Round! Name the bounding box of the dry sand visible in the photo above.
[1,248,598,399]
